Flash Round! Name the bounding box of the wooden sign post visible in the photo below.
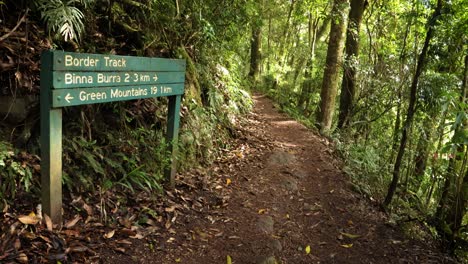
[40,50,186,224]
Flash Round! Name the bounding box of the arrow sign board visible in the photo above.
[52,83,185,107]
[40,50,186,224]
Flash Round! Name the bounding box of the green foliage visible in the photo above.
[178,63,252,168]
[33,0,92,41]
[63,127,168,194]
[339,142,390,200]
[0,141,34,210]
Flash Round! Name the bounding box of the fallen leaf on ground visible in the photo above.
[130,233,144,239]
[83,203,93,215]
[258,209,266,214]
[305,245,311,254]
[341,243,353,248]
[16,253,28,263]
[165,205,176,212]
[62,229,80,237]
[64,215,81,229]
[340,232,360,239]
[227,255,232,264]
[44,213,53,231]
[226,178,232,185]
[104,230,115,239]
[18,214,40,225]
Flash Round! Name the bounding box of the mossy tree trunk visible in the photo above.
[316,0,350,136]
[249,23,262,85]
[337,0,367,129]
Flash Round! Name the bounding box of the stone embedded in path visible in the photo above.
[292,169,308,179]
[256,215,274,234]
[281,177,298,192]
[267,239,282,252]
[267,151,296,166]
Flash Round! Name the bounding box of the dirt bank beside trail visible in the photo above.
[101,94,454,263]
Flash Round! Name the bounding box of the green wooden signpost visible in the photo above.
[40,50,186,224]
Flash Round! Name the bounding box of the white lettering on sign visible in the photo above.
[110,88,148,98]
[65,73,93,85]
[97,73,121,83]
[104,57,127,67]
[65,55,99,67]
[79,91,107,101]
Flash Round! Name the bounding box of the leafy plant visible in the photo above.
[34,0,93,41]
[0,141,34,209]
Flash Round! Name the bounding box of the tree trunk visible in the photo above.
[337,0,367,129]
[413,117,435,189]
[316,0,350,135]
[249,23,262,83]
[437,54,468,241]
[446,153,468,243]
[383,0,443,207]
[277,0,296,64]
[298,14,330,112]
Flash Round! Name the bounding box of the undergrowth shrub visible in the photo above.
[338,142,391,201]
[0,141,35,210]
[178,63,252,169]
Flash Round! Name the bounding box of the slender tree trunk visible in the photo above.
[249,24,262,83]
[383,0,443,207]
[447,152,468,243]
[298,13,316,110]
[389,5,413,164]
[436,54,468,236]
[389,91,402,163]
[413,117,434,189]
[267,13,271,74]
[316,0,350,135]
[337,0,367,129]
[277,0,296,64]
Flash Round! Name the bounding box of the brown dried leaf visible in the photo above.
[119,228,136,237]
[14,238,21,250]
[83,203,93,215]
[145,218,157,226]
[44,213,53,231]
[116,239,132,245]
[165,205,176,212]
[16,253,28,263]
[64,215,81,229]
[115,247,126,253]
[39,235,51,243]
[18,214,40,225]
[129,233,144,239]
[104,230,115,239]
[68,245,89,253]
[165,220,172,229]
[62,230,80,237]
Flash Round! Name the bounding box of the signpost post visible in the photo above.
[40,50,186,224]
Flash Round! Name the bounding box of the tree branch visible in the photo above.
[0,9,29,43]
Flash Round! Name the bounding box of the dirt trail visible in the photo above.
[102,94,454,263]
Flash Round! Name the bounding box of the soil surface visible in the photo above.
[1,94,457,264]
[101,94,455,263]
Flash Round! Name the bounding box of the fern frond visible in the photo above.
[34,0,89,42]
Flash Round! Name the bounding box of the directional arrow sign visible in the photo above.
[65,93,74,103]
[40,50,186,225]
[51,84,184,107]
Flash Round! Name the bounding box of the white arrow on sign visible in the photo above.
[65,93,74,103]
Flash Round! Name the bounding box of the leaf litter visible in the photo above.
[0,95,459,263]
